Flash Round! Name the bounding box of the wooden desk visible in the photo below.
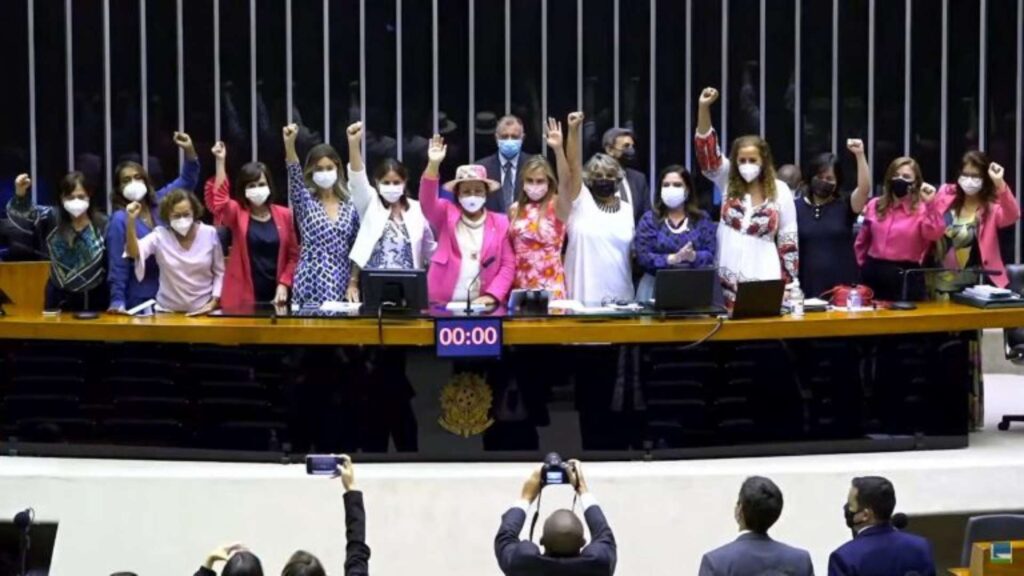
[951,569,970,576]
[0,301,1022,346]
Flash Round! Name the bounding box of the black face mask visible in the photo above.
[891,178,913,199]
[812,178,837,199]
[620,148,637,163]
[591,179,618,199]
[844,503,858,529]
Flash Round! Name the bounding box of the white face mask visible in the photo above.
[524,183,549,201]
[170,216,194,237]
[123,181,148,202]
[738,163,762,183]
[459,195,486,214]
[63,198,90,218]
[245,185,271,206]
[379,184,405,204]
[958,176,983,196]
[312,169,339,190]
[660,186,687,209]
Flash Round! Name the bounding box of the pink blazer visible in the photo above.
[204,177,300,308]
[933,182,1020,287]
[419,176,516,304]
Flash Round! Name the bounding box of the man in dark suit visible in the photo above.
[602,127,650,224]
[477,114,532,213]
[494,460,616,576]
[699,476,814,576]
[828,476,935,576]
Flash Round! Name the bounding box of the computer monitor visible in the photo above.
[652,268,719,313]
[360,269,428,313]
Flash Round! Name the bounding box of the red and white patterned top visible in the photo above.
[508,199,567,299]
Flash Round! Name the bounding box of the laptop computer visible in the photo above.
[651,268,723,315]
[731,279,786,319]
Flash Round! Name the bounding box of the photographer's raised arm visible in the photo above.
[338,455,371,576]
[569,460,617,570]
[495,468,542,574]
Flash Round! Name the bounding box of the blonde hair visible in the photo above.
[303,143,350,202]
[727,135,778,201]
[511,156,558,220]
[877,156,923,219]
[583,153,625,187]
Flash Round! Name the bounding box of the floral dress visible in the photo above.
[695,128,799,307]
[509,200,567,299]
[287,162,360,307]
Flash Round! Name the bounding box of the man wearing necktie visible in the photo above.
[477,114,533,214]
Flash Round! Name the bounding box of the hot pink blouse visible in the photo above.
[855,196,946,266]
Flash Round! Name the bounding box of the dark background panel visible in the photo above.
[581,0,614,160]
[620,0,651,188]
[0,0,30,209]
[110,0,142,197]
[439,0,470,172]
[145,0,180,191]
[327,0,360,168]
[184,0,216,195]
[727,0,760,142]
[219,0,253,177]
[947,0,982,184]
[72,0,106,206]
[690,0,723,208]
[654,0,687,176]
[836,0,868,191]
[474,0,505,164]
[764,0,796,167]
[545,0,579,140]
[911,0,943,186]
[799,0,832,170]
[510,0,543,158]
[401,0,434,185]
[872,0,906,183]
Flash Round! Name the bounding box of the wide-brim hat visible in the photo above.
[443,164,501,193]
[475,111,498,135]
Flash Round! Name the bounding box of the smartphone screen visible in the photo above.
[305,455,339,475]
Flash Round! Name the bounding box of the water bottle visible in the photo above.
[790,281,805,318]
[847,287,862,311]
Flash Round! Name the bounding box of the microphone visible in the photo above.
[891,512,909,530]
[14,508,33,576]
[465,256,497,314]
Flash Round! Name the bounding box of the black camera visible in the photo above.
[540,452,573,487]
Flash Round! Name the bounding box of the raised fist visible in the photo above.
[173,131,194,151]
[699,87,720,106]
[126,201,142,219]
[920,182,937,203]
[846,138,865,156]
[211,141,227,160]
[282,124,299,145]
[989,162,1006,189]
[347,121,363,142]
[14,173,31,197]
[567,111,585,129]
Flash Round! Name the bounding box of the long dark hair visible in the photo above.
[234,162,277,207]
[952,150,998,214]
[373,158,411,209]
[56,171,103,237]
[653,165,703,223]
[804,152,845,200]
[111,160,154,210]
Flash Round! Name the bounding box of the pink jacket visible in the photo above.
[419,176,516,304]
[932,182,1020,287]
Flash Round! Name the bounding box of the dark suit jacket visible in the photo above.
[828,524,935,576]
[699,532,814,576]
[495,505,617,576]
[191,491,370,576]
[620,167,650,225]
[478,152,532,214]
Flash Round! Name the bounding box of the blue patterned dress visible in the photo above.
[287,162,360,307]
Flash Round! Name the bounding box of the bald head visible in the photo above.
[777,164,803,192]
[540,509,585,557]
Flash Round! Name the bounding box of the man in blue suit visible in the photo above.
[494,459,616,576]
[698,476,814,576]
[828,476,936,576]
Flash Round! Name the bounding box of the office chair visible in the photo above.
[960,514,1024,567]
[1000,264,1024,430]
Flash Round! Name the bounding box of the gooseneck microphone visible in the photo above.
[465,256,496,314]
[14,508,34,576]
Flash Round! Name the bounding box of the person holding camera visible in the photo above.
[494,458,616,576]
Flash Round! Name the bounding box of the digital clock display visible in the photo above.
[434,317,503,358]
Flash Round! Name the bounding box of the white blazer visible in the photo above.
[347,164,435,269]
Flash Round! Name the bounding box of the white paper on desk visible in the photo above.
[804,298,829,307]
[126,299,156,316]
[319,301,361,313]
[549,299,584,311]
